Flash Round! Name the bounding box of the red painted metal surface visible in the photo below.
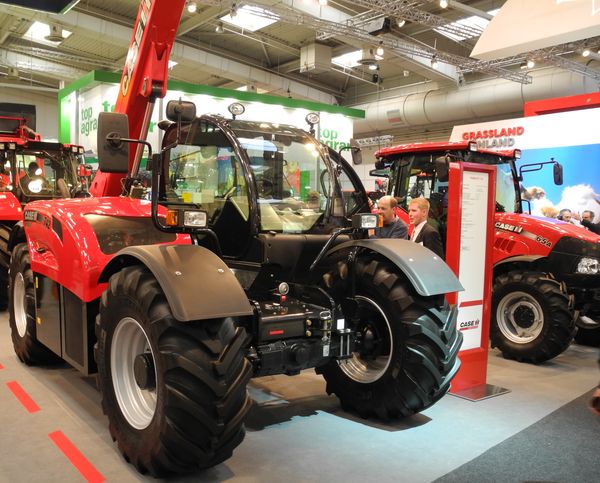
[90,0,187,198]
[524,92,600,117]
[23,197,190,302]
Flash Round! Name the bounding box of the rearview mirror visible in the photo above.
[97,112,129,173]
[350,139,362,165]
[166,100,196,122]
[553,161,563,185]
[434,156,449,182]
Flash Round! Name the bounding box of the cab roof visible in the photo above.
[375,141,516,159]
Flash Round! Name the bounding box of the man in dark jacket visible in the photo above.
[408,197,444,259]
[581,210,600,235]
[370,195,408,239]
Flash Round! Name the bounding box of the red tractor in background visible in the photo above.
[5,0,463,477]
[0,115,88,309]
[374,141,600,362]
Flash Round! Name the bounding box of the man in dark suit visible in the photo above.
[408,197,444,259]
[581,210,600,235]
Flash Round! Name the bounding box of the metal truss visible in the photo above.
[199,1,530,83]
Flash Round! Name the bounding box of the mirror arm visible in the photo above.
[517,159,558,181]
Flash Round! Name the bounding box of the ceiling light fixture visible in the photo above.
[526,59,535,69]
[582,48,591,57]
[187,1,197,13]
[230,3,238,17]
[368,63,378,71]
[319,0,328,5]
[397,18,406,28]
[376,41,384,57]
[440,0,449,8]
[215,22,224,33]
[431,55,438,68]
[519,61,528,69]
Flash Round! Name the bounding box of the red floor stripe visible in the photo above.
[49,431,105,483]
[0,363,4,369]
[6,381,40,413]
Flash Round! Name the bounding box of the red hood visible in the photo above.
[496,212,600,244]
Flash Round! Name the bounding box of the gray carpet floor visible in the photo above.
[435,387,600,483]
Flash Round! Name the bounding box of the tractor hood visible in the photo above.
[495,212,600,245]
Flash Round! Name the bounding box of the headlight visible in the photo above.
[183,210,207,228]
[577,257,599,275]
[352,213,379,230]
[28,179,44,193]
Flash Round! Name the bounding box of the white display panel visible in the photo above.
[457,171,490,350]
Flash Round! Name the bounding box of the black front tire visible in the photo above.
[491,271,575,363]
[0,266,8,311]
[94,266,252,477]
[318,257,462,419]
[8,243,60,365]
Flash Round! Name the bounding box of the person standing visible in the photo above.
[408,197,444,259]
[370,195,408,239]
[580,210,600,235]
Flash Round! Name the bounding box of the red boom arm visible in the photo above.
[90,0,187,197]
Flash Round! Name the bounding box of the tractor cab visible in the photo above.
[0,139,85,203]
[154,103,371,282]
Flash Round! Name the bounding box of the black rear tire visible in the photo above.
[8,243,60,365]
[491,271,575,363]
[94,265,252,477]
[0,266,8,311]
[574,318,600,347]
[318,257,462,419]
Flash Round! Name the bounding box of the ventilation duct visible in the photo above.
[350,68,599,136]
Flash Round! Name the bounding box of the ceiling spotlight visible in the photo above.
[319,0,328,5]
[376,42,384,57]
[187,1,197,13]
[368,63,378,71]
[519,61,528,69]
[526,59,535,69]
[582,48,591,57]
[215,22,224,33]
[431,55,438,69]
[440,0,448,8]
[230,2,238,17]
[397,18,406,28]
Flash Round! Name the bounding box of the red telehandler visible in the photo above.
[0,115,87,309]
[7,0,463,476]
[374,141,600,362]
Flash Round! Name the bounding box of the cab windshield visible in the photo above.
[1,148,79,198]
[230,120,338,232]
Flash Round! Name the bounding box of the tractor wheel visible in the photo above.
[8,243,60,365]
[0,266,8,311]
[574,316,600,347]
[94,266,252,477]
[491,271,575,363]
[318,257,462,419]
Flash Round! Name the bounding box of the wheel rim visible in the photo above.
[14,272,28,338]
[111,317,157,430]
[339,295,393,383]
[496,291,544,344]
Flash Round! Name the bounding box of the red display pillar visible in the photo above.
[445,162,509,400]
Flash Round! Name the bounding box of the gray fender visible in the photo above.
[99,244,253,322]
[326,239,464,297]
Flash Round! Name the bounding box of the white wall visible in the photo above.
[0,86,59,140]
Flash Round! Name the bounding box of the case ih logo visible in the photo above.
[495,222,523,234]
[459,318,480,331]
